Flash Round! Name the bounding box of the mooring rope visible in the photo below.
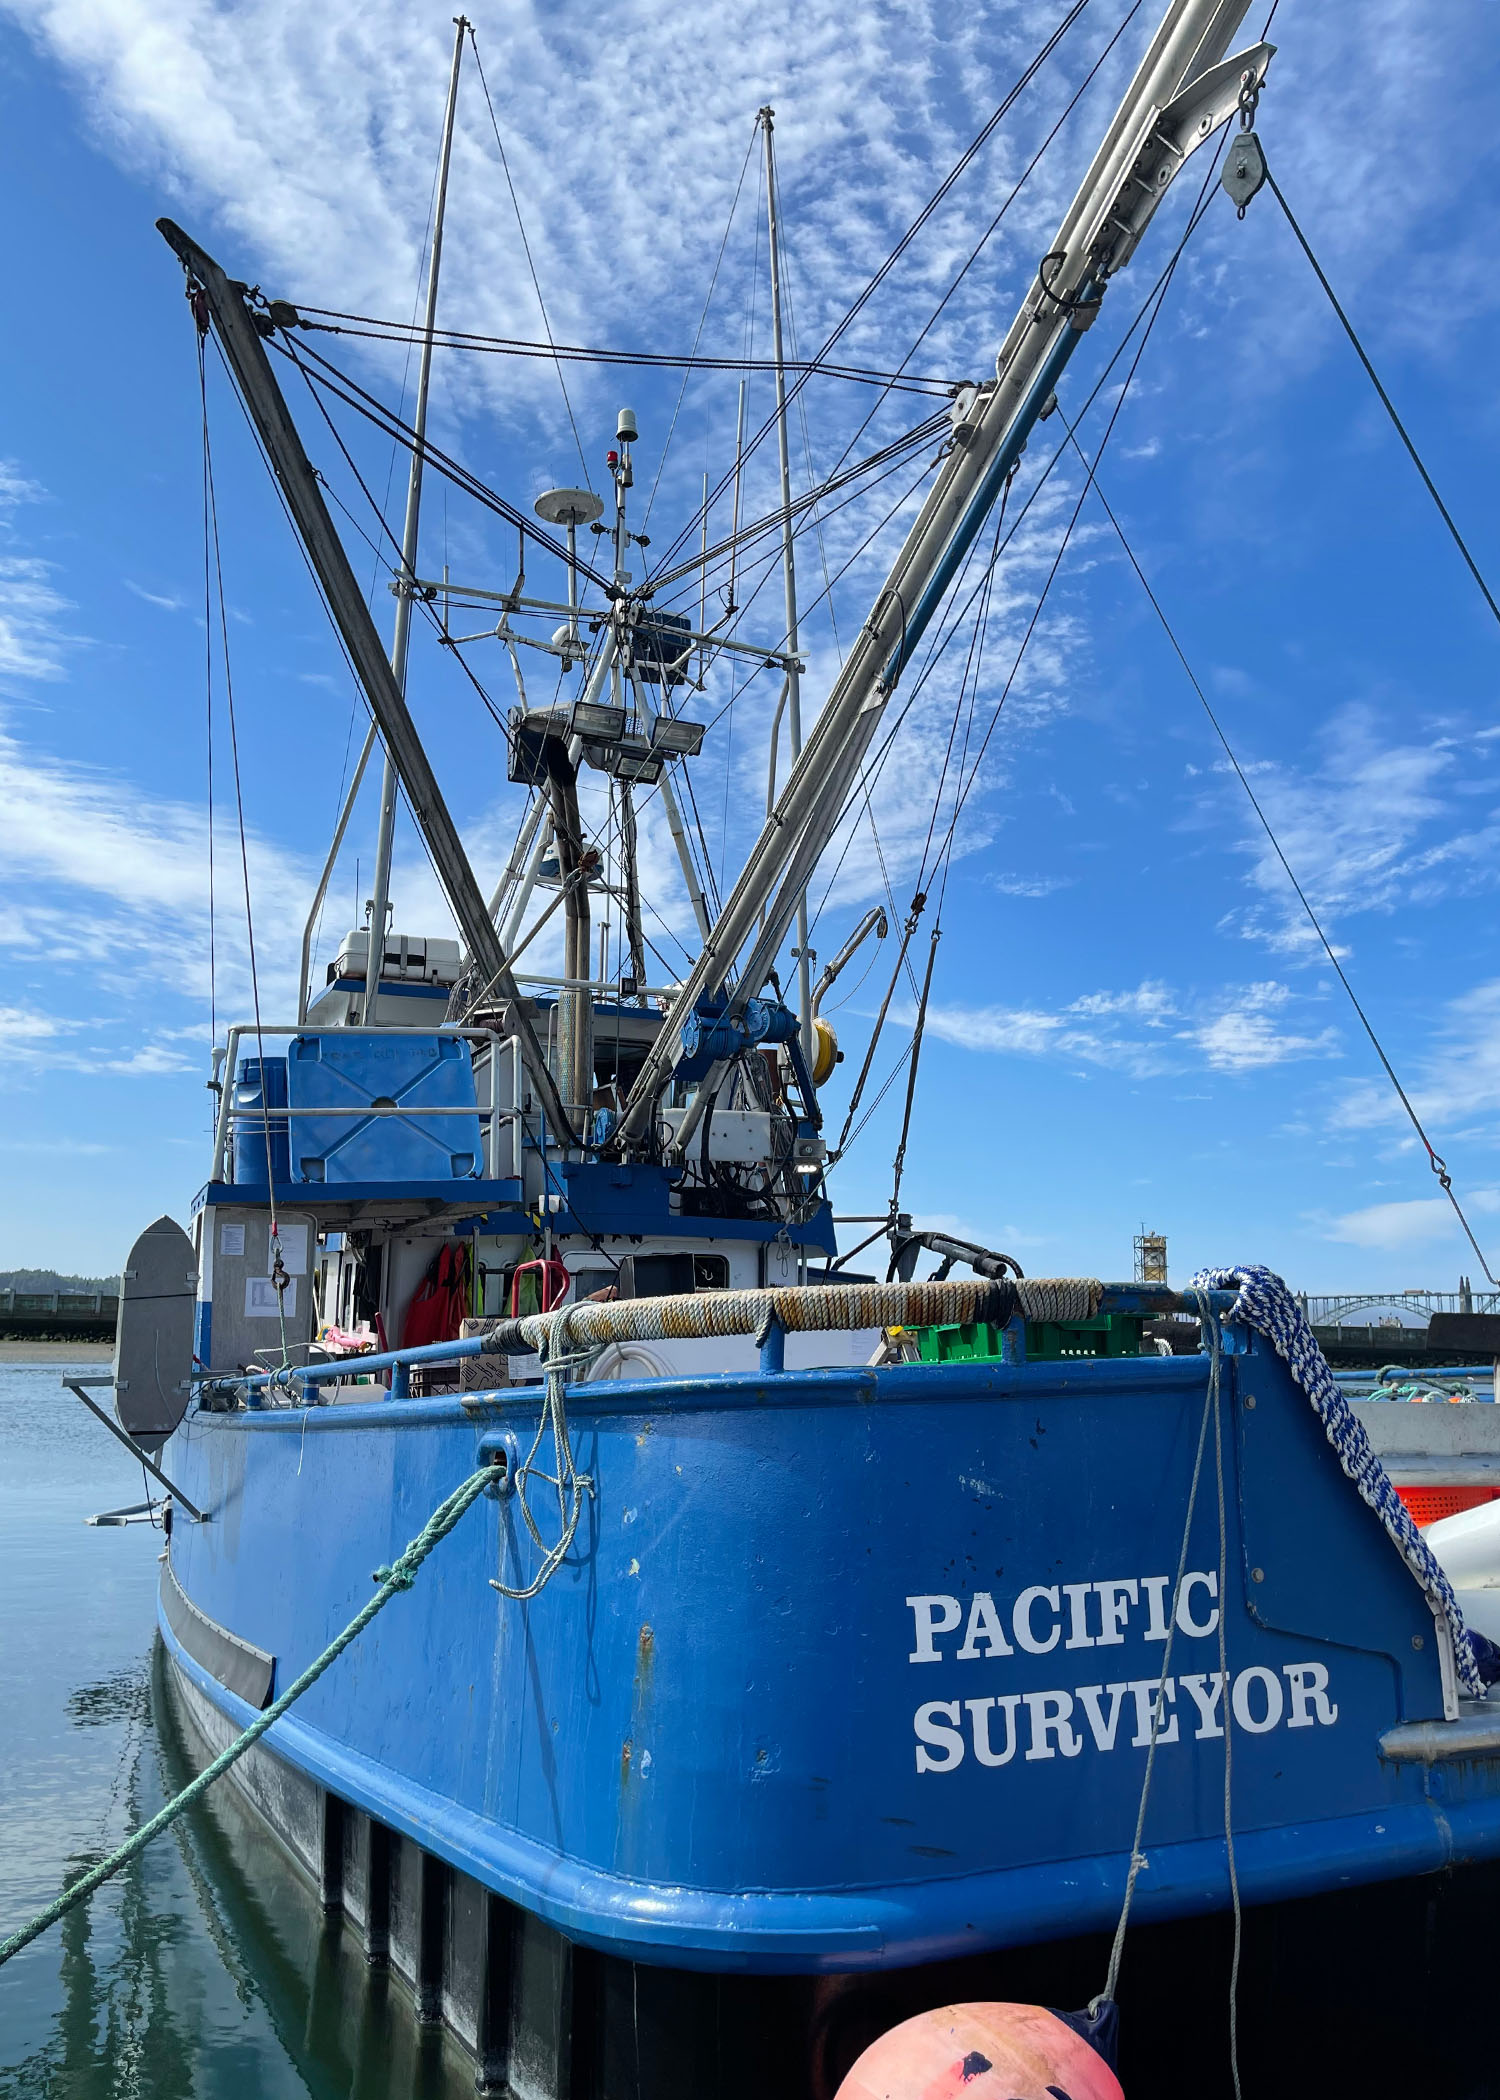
[491,1317,596,1602]
[1098,1308,1221,2007]
[0,1460,503,1970]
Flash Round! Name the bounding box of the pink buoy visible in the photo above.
[833,2001,1124,2100]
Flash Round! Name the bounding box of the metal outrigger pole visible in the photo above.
[157,216,580,1146]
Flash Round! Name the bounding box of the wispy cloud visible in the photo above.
[0,462,45,507]
[922,975,1341,1078]
[990,871,1073,897]
[0,558,73,681]
[1204,706,1500,958]
[124,579,188,612]
[1333,978,1500,1145]
[0,708,310,1011]
[0,462,74,683]
[1323,1191,1500,1254]
[1176,981,1340,1075]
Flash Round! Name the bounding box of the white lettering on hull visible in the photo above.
[905,1575,1221,1665]
[912,1663,1339,1772]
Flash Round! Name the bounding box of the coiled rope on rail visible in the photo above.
[1192,1263,1484,1697]
[0,1460,504,1970]
[497,1276,1103,1358]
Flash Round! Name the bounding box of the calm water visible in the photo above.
[0,1364,471,2098]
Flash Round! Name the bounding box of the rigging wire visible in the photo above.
[283,267,948,637]
[197,335,291,1362]
[815,142,1227,1183]
[204,337,473,961]
[920,181,1199,877]
[270,333,615,592]
[650,409,949,598]
[294,313,960,395]
[814,0,1148,508]
[280,322,946,613]
[823,502,1006,1166]
[467,26,594,493]
[918,481,1013,888]
[842,137,1231,925]
[1076,442,1498,1286]
[644,126,760,527]
[200,353,219,1063]
[1263,163,1500,636]
[644,0,1099,585]
[889,925,940,1217]
[284,348,517,744]
[779,212,913,982]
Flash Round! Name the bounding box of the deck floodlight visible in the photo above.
[508,704,574,785]
[649,716,706,758]
[606,734,664,786]
[571,700,627,742]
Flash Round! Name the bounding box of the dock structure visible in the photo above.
[0,1288,119,1343]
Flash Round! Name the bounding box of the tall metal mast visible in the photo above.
[616,0,1273,1151]
[759,106,812,1047]
[362,13,469,1023]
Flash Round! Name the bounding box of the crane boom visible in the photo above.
[616,0,1272,1149]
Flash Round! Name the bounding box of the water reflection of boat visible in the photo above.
[2,1649,473,2100]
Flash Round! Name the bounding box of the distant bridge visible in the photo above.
[1300,1290,1500,1328]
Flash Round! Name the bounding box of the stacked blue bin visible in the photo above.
[232,1057,290,1185]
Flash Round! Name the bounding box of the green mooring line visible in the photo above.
[0,1460,503,1969]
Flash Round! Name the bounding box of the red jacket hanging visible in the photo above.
[401,1242,471,1348]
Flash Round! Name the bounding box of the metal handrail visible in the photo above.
[200,1283,1245,1405]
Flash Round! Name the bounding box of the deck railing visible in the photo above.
[207,1023,521,1186]
[0,1291,119,1317]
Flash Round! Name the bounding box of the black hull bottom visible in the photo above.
[160,1641,1500,2098]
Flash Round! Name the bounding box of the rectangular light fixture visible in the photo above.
[609,738,664,784]
[649,716,706,758]
[570,700,627,741]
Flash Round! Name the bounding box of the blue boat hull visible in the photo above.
[158,1335,1500,1977]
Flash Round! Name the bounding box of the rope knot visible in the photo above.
[373,1561,417,1591]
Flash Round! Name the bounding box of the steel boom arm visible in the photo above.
[616,0,1271,1148]
[158,218,577,1145]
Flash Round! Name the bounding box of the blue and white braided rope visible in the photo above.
[1191,1262,1483,1698]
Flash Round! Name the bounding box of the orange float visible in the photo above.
[834,2001,1124,2100]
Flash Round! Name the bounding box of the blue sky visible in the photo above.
[1,0,1498,1291]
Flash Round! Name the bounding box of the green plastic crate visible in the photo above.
[914,1319,1014,1364]
[912,1313,1147,1365]
[1025,1313,1148,1360]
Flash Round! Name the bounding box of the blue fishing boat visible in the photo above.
[69,1,1500,2091]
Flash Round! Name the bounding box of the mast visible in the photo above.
[616,0,1273,1152]
[362,13,469,1023]
[760,106,812,1047]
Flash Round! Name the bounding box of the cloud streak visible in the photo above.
[920,974,1341,1078]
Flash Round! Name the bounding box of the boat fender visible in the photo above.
[834,2000,1123,2100]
